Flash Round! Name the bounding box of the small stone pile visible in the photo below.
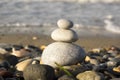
[41,19,86,68]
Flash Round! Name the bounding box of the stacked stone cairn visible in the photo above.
[41,19,86,68]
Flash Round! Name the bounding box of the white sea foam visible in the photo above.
[104,19,120,34]
[0,1,120,37]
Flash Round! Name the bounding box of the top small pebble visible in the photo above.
[57,19,73,29]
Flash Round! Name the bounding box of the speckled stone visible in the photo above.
[76,71,104,80]
[57,19,73,29]
[51,29,78,42]
[58,75,76,80]
[107,60,117,67]
[23,64,55,80]
[41,42,86,68]
[110,78,120,80]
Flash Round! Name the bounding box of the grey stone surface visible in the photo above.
[57,19,73,29]
[76,71,104,80]
[23,64,55,80]
[41,42,86,68]
[110,78,120,80]
[58,75,76,80]
[51,29,78,42]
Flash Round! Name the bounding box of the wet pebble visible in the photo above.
[0,43,119,80]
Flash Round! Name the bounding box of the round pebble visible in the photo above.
[23,64,55,80]
[76,71,104,80]
[57,19,73,29]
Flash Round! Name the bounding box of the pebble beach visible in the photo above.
[0,0,120,80]
[0,19,119,80]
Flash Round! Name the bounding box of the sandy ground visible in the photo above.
[0,34,119,51]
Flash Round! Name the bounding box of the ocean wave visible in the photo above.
[104,19,120,34]
[0,1,120,37]
[105,26,120,34]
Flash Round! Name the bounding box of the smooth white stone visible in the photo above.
[51,29,78,42]
[57,19,73,29]
[41,42,86,68]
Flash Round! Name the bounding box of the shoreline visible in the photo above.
[0,34,119,51]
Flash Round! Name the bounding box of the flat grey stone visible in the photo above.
[51,29,78,42]
[76,71,104,80]
[110,78,120,80]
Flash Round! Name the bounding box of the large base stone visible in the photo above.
[41,42,86,68]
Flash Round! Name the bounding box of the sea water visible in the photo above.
[0,0,120,37]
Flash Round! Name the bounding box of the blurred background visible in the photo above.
[0,0,120,51]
